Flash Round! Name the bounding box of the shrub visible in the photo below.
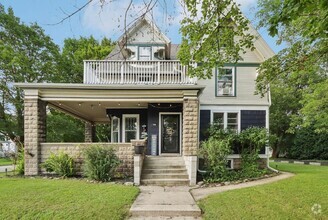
[200,125,269,182]
[83,145,121,182]
[16,150,24,175]
[42,152,75,177]
[287,126,328,160]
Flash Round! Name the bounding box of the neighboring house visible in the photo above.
[16,17,274,185]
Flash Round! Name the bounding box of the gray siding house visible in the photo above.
[16,17,274,186]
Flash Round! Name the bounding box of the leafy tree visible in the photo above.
[59,36,115,83]
[0,5,60,147]
[256,0,328,157]
[178,0,255,78]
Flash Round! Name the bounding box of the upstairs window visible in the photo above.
[216,67,235,96]
[139,47,151,60]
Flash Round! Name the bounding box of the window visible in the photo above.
[226,159,233,169]
[216,67,235,96]
[212,112,239,132]
[111,117,120,143]
[122,114,140,143]
[139,47,151,60]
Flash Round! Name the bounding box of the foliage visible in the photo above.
[0,6,60,146]
[42,152,75,177]
[47,110,84,142]
[286,126,328,160]
[0,178,138,220]
[83,145,121,182]
[16,149,24,175]
[256,0,328,157]
[59,36,115,83]
[178,0,255,79]
[95,124,111,142]
[200,126,269,182]
[199,163,328,219]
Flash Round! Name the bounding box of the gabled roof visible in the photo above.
[117,16,171,45]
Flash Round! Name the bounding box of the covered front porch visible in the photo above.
[17,83,204,185]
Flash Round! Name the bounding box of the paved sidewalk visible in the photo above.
[129,186,201,219]
[191,172,294,201]
[0,165,14,173]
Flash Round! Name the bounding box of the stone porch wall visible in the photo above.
[182,98,199,156]
[40,143,134,176]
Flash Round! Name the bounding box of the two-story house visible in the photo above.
[16,17,274,186]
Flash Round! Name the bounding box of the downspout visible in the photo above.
[266,146,279,173]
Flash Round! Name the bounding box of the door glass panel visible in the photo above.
[125,117,137,142]
[161,115,180,153]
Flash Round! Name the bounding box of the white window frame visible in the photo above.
[122,114,140,143]
[216,67,235,96]
[211,111,240,132]
[226,159,234,169]
[111,117,120,143]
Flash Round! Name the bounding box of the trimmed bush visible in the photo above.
[83,145,121,182]
[42,152,75,177]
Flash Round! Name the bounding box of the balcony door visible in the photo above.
[160,113,181,154]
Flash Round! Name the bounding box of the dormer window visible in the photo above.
[216,67,235,96]
[139,47,151,60]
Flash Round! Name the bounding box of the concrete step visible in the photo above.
[129,216,202,220]
[141,179,190,186]
[130,204,201,217]
[143,165,187,169]
[143,168,188,174]
[142,174,189,180]
[143,161,186,166]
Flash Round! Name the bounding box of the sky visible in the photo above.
[1,0,285,53]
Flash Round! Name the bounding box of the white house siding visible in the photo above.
[198,66,270,106]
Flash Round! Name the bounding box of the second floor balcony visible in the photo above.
[83,60,197,85]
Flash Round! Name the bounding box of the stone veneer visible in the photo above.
[84,122,95,142]
[233,158,267,169]
[24,98,47,175]
[182,98,199,156]
[40,143,134,176]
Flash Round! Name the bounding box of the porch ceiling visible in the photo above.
[16,83,205,123]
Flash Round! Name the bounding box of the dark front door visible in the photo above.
[161,114,180,154]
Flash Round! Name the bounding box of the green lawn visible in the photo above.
[0,157,12,166]
[0,177,139,220]
[199,163,328,220]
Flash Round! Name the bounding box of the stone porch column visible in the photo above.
[85,122,95,142]
[182,97,199,185]
[24,98,47,175]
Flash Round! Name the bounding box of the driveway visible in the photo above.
[0,165,14,173]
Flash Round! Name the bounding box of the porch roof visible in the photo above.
[15,83,204,123]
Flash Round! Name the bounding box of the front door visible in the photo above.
[161,114,180,154]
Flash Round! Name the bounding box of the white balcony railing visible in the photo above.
[83,60,197,85]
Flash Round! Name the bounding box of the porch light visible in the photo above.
[78,103,82,107]
[58,102,62,106]
[91,105,94,109]
[98,102,101,106]
[118,102,121,106]
[138,103,141,106]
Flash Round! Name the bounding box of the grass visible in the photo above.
[0,157,12,166]
[0,177,139,220]
[199,163,328,220]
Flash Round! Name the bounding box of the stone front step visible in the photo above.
[143,168,188,174]
[141,179,190,186]
[144,165,187,169]
[142,174,189,179]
